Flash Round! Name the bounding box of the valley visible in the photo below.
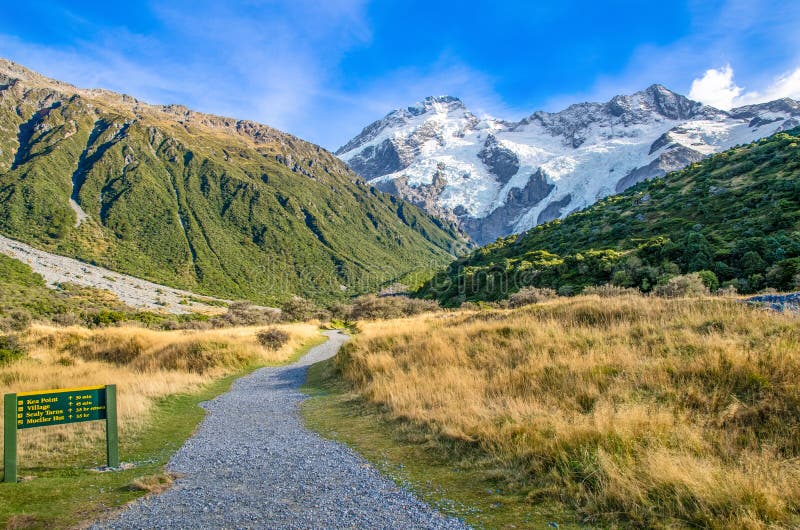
[0,53,798,530]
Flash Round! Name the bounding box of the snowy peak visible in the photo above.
[337,94,485,181]
[336,95,471,156]
[519,85,722,149]
[732,97,800,118]
[729,98,800,131]
[623,84,707,121]
[409,95,467,114]
[337,86,800,245]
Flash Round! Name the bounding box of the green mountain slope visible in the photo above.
[421,127,800,305]
[0,59,467,304]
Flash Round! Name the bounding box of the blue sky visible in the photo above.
[1,0,799,150]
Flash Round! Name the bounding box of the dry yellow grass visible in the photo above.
[1,322,318,464]
[337,295,800,529]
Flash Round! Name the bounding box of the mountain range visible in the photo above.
[337,86,800,244]
[0,59,466,305]
[419,125,800,305]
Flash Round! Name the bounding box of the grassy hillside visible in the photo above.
[420,127,800,305]
[0,59,466,306]
[329,296,800,528]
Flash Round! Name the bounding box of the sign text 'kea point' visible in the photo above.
[3,385,119,483]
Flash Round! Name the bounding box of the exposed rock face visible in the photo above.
[346,139,408,180]
[338,85,800,244]
[374,166,455,224]
[537,194,573,225]
[461,170,553,244]
[477,134,519,184]
[616,145,705,192]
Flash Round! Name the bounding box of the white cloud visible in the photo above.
[736,67,800,105]
[689,64,800,109]
[689,65,742,109]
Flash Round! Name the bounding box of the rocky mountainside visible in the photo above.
[0,59,466,305]
[337,87,800,244]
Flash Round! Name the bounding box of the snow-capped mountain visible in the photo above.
[336,86,800,244]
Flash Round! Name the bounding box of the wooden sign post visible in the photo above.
[3,385,118,483]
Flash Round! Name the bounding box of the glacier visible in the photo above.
[337,86,800,245]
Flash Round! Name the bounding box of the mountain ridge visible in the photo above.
[338,85,800,244]
[0,58,467,305]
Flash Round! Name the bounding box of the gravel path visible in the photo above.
[97,331,468,529]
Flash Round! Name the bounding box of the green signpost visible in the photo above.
[3,384,118,483]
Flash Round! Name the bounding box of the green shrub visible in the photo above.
[697,270,720,292]
[582,284,641,297]
[256,328,290,350]
[87,310,128,327]
[507,287,557,308]
[652,273,710,298]
[0,334,25,364]
[766,258,800,291]
[345,295,440,320]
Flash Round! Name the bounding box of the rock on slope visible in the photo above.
[0,59,467,305]
[337,87,800,244]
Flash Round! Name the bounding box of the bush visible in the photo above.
[281,296,329,322]
[52,312,82,327]
[256,328,290,350]
[716,284,739,297]
[174,319,213,331]
[697,270,720,291]
[582,284,641,297]
[71,336,146,365]
[557,285,577,296]
[507,287,557,308]
[346,295,439,320]
[0,334,25,364]
[652,273,710,298]
[0,310,32,331]
[460,301,494,311]
[88,310,127,327]
[211,301,281,327]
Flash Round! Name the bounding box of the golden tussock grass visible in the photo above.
[337,295,800,529]
[1,322,318,465]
